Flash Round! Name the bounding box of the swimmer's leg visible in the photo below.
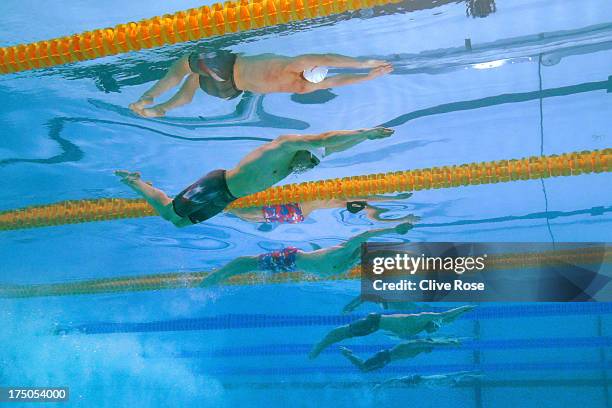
[141,74,200,118]
[130,55,191,114]
[200,256,259,287]
[309,313,384,359]
[114,170,189,227]
[309,325,352,359]
[340,347,393,372]
[342,295,364,314]
[339,347,367,370]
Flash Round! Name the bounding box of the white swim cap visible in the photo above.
[302,66,329,83]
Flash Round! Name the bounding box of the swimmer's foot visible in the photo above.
[140,106,167,118]
[129,97,154,115]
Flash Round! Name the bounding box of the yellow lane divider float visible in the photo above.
[0,149,609,231]
[0,0,401,75]
[2,247,609,298]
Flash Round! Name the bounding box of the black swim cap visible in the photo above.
[347,201,367,214]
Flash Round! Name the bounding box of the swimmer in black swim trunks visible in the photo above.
[308,305,475,359]
[115,127,393,227]
[200,222,414,287]
[129,49,393,117]
[339,337,462,372]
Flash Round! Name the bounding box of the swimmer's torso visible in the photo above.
[379,313,433,337]
[234,54,314,94]
[229,198,342,223]
[226,143,296,197]
[297,245,360,277]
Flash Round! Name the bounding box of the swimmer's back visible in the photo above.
[235,54,311,93]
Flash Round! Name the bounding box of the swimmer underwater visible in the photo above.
[309,305,475,359]
[227,192,417,225]
[200,222,414,287]
[129,50,393,117]
[339,337,462,372]
[115,127,394,227]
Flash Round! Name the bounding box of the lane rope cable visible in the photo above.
[0,0,403,74]
[0,148,609,231]
[2,246,610,298]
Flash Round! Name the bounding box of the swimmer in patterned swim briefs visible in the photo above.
[129,49,393,117]
[115,127,393,227]
[308,305,475,359]
[226,192,417,225]
[199,222,414,287]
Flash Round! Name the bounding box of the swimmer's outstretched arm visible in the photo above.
[373,376,416,390]
[289,54,390,70]
[316,65,392,87]
[437,305,476,324]
[449,371,483,384]
[323,221,413,258]
[282,127,394,156]
[391,338,461,360]
[200,255,259,287]
[365,205,420,224]
[367,192,414,201]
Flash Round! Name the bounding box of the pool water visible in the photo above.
[0,0,611,406]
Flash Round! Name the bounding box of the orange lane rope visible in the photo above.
[2,247,609,298]
[0,149,609,231]
[0,0,402,75]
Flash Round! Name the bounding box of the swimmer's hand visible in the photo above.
[365,127,394,140]
[367,64,393,78]
[115,170,141,185]
[362,59,389,68]
[114,170,153,186]
[339,346,354,357]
